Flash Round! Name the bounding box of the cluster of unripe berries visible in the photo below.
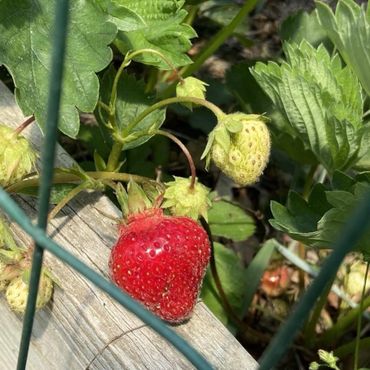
[0,218,53,314]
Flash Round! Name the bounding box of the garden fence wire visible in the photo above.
[0,1,369,370]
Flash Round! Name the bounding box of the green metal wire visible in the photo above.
[17,1,70,369]
[258,190,370,370]
[0,188,213,370]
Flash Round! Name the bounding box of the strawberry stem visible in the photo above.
[6,171,158,194]
[47,182,87,221]
[127,48,184,83]
[14,115,35,136]
[200,217,245,327]
[124,97,224,136]
[157,130,196,189]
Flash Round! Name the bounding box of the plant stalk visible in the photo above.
[106,142,124,172]
[181,0,259,77]
[14,115,35,136]
[47,183,87,221]
[6,171,156,194]
[157,130,196,189]
[303,276,336,347]
[124,96,224,137]
[334,337,370,359]
[128,49,183,82]
[317,294,370,346]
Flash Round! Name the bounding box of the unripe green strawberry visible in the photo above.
[0,124,37,187]
[202,113,271,186]
[176,77,208,110]
[344,262,370,297]
[162,177,211,220]
[5,272,53,313]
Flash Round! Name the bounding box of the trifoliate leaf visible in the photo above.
[0,0,116,138]
[208,200,255,242]
[270,172,370,256]
[98,67,166,150]
[251,41,365,173]
[316,0,370,97]
[106,0,197,69]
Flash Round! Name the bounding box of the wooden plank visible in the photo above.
[0,81,258,370]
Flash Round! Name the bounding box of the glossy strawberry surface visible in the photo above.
[109,208,211,323]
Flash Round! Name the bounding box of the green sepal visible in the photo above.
[0,217,20,251]
[0,249,23,264]
[21,268,31,285]
[127,179,152,215]
[219,115,243,133]
[213,125,231,154]
[142,182,164,204]
[94,150,107,171]
[201,131,215,159]
[176,77,209,111]
[116,183,129,217]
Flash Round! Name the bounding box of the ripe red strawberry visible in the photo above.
[109,208,211,323]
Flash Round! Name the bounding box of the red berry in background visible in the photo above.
[260,265,291,297]
[109,208,211,323]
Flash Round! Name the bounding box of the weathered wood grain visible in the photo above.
[0,81,258,370]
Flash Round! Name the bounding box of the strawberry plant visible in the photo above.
[0,0,370,369]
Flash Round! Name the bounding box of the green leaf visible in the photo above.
[106,0,196,69]
[226,61,272,114]
[208,200,255,242]
[279,10,330,48]
[98,67,166,150]
[251,41,364,173]
[240,239,276,316]
[0,0,116,138]
[225,63,318,165]
[17,184,77,205]
[201,242,247,326]
[316,0,370,97]
[199,0,249,36]
[270,173,370,255]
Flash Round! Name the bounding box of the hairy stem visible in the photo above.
[157,130,196,189]
[109,59,130,120]
[123,97,224,138]
[48,183,87,221]
[6,171,156,194]
[14,115,35,136]
[128,49,184,83]
[200,218,244,329]
[98,101,110,114]
[106,142,124,172]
